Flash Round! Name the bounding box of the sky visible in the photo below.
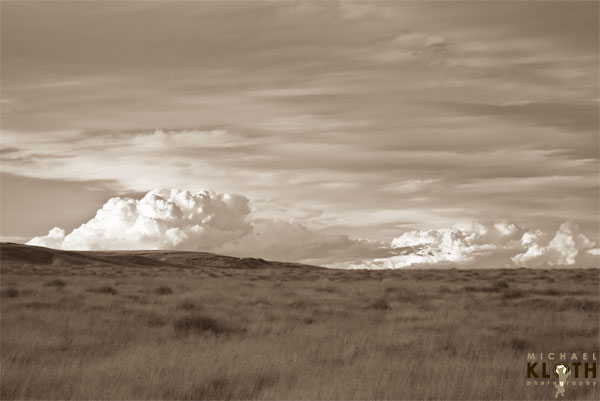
[1,1,598,268]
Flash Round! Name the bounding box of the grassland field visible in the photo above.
[0,243,598,400]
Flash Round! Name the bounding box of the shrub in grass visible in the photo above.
[438,285,451,294]
[559,298,599,312]
[502,289,525,300]
[23,302,55,310]
[174,315,232,335]
[464,282,509,293]
[154,286,173,295]
[87,286,117,295]
[369,299,391,311]
[314,286,336,293]
[1,288,19,298]
[45,279,66,288]
[176,300,197,310]
[492,280,510,291]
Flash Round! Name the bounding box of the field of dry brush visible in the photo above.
[0,244,598,400]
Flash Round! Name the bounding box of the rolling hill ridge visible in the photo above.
[0,242,322,272]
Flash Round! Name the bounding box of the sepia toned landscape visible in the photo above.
[1,1,599,400]
[1,243,598,400]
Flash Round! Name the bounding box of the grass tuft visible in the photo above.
[173,315,234,335]
[368,299,391,311]
[45,279,66,288]
[1,288,19,298]
[492,280,509,290]
[502,289,525,300]
[86,286,117,295]
[154,286,173,295]
[176,300,198,310]
[22,302,55,310]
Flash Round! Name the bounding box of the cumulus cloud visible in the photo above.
[28,189,252,251]
[26,188,389,265]
[494,221,522,238]
[349,220,597,269]
[520,229,544,246]
[511,221,596,267]
[30,227,67,249]
[349,223,497,269]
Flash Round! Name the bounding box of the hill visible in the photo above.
[0,242,321,274]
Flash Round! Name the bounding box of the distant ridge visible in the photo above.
[0,242,322,271]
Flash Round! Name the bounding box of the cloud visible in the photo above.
[24,189,598,269]
[350,223,496,269]
[512,221,596,267]
[26,188,388,265]
[28,189,252,251]
[371,31,451,62]
[3,2,597,250]
[520,229,544,246]
[348,220,597,269]
[212,219,392,265]
[29,227,67,249]
[494,221,521,237]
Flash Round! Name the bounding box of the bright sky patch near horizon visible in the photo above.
[1,1,598,268]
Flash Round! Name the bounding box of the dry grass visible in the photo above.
[0,261,598,400]
[86,285,117,295]
[44,279,66,288]
[154,286,173,295]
